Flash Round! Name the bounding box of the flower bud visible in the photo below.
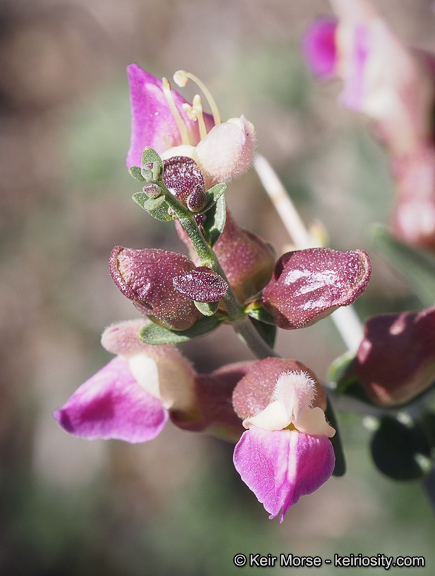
[109,246,201,330]
[355,307,435,406]
[262,248,371,329]
[176,210,275,304]
[162,156,207,212]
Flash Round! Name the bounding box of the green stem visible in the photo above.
[164,187,278,359]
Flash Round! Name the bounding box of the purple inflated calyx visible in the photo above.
[109,246,201,330]
[173,266,228,302]
[262,248,371,329]
[163,156,207,212]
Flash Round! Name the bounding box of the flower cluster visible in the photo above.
[54,62,376,522]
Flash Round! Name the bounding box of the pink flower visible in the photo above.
[232,358,335,521]
[304,0,434,156]
[54,320,197,442]
[262,248,371,329]
[126,64,256,187]
[391,144,435,249]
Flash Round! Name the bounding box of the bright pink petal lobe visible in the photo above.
[233,428,335,522]
[126,64,213,167]
[53,357,168,443]
[303,18,338,79]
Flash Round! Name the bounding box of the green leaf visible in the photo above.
[325,397,346,477]
[141,147,164,171]
[370,415,432,481]
[132,193,174,221]
[250,317,277,348]
[198,183,227,214]
[194,300,220,316]
[370,224,435,306]
[203,194,227,247]
[327,350,357,392]
[129,165,145,182]
[139,316,222,345]
[245,304,276,325]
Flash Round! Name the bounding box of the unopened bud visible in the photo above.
[162,156,207,212]
[109,246,201,330]
[262,248,371,329]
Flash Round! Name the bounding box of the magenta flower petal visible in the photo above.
[53,357,168,443]
[233,427,335,522]
[302,17,338,79]
[126,64,213,167]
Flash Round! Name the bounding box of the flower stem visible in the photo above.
[253,154,364,352]
[162,186,279,358]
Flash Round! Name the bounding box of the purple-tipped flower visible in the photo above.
[127,64,256,187]
[176,210,275,304]
[232,358,335,522]
[109,246,201,330]
[355,307,435,406]
[54,320,197,442]
[262,248,371,329]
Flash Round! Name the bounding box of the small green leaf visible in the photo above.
[194,300,220,316]
[132,193,174,221]
[129,165,145,182]
[324,397,346,477]
[327,350,357,392]
[139,316,222,345]
[371,415,432,480]
[198,183,227,213]
[370,224,435,306]
[250,317,277,348]
[141,147,164,171]
[245,304,276,325]
[203,194,227,247]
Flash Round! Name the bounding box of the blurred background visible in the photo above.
[1,0,435,574]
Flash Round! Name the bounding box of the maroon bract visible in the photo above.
[173,266,228,302]
[355,307,435,406]
[163,156,207,212]
[262,248,371,329]
[176,210,276,304]
[109,246,201,330]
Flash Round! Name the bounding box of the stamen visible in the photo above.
[174,70,222,126]
[182,96,208,140]
[191,95,208,140]
[162,77,191,146]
